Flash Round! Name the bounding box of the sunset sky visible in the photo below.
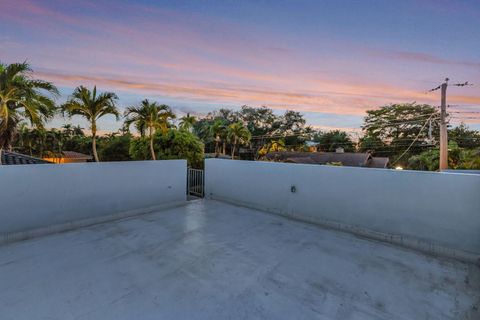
[1,0,479,132]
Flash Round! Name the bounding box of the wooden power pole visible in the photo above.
[439,79,448,171]
[428,78,471,171]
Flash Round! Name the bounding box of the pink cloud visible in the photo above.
[36,70,480,118]
[3,0,479,125]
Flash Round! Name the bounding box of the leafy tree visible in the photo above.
[99,134,131,161]
[194,109,239,155]
[363,103,439,140]
[280,110,313,149]
[16,122,34,155]
[238,105,276,137]
[193,106,309,158]
[62,133,91,156]
[12,124,91,159]
[209,119,227,157]
[128,137,150,161]
[408,141,480,170]
[362,103,439,162]
[358,135,389,156]
[179,113,196,132]
[408,148,440,171]
[448,123,480,149]
[29,127,47,157]
[314,130,355,152]
[193,118,215,152]
[227,121,251,159]
[129,129,204,168]
[124,99,175,160]
[213,108,239,124]
[0,62,58,151]
[43,128,64,158]
[258,139,286,157]
[60,124,84,138]
[62,86,119,162]
[237,106,310,156]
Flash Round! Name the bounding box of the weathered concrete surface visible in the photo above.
[0,200,478,320]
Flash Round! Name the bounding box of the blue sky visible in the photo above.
[1,0,479,133]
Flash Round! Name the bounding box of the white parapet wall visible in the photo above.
[205,159,480,263]
[0,160,187,242]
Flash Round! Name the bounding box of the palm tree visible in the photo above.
[0,62,58,154]
[62,86,119,162]
[209,119,226,157]
[30,127,47,158]
[228,122,251,159]
[17,122,32,155]
[179,113,196,132]
[72,125,85,136]
[124,99,175,160]
[61,124,74,138]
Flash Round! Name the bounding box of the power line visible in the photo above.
[448,104,480,108]
[250,120,441,140]
[250,130,478,141]
[451,117,480,120]
[449,111,480,114]
[391,113,436,165]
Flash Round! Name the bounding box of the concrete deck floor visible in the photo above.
[0,200,478,320]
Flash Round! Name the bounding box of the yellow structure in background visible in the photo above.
[43,151,92,164]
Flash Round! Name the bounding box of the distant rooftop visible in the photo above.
[0,150,51,165]
[60,151,93,160]
[42,150,93,164]
[265,151,390,168]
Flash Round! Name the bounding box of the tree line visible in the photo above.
[1,62,479,170]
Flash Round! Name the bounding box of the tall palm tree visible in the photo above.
[228,122,251,159]
[0,62,58,154]
[179,113,196,132]
[209,119,226,157]
[62,86,119,162]
[124,99,175,160]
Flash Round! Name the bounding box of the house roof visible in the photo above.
[369,156,390,168]
[60,151,92,160]
[1,151,52,165]
[283,157,318,164]
[304,141,318,147]
[265,151,389,168]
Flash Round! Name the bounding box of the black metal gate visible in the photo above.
[187,168,204,198]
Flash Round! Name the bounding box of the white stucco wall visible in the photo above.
[205,159,480,261]
[0,160,186,238]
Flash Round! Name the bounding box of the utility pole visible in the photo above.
[428,78,471,171]
[439,79,448,171]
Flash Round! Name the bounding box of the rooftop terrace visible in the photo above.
[1,200,478,319]
[0,159,479,319]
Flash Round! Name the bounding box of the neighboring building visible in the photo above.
[265,150,390,168]
[1,150,51,165]
[204,153,231,160]
[304,141,319,152]
[43,151,93,164]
